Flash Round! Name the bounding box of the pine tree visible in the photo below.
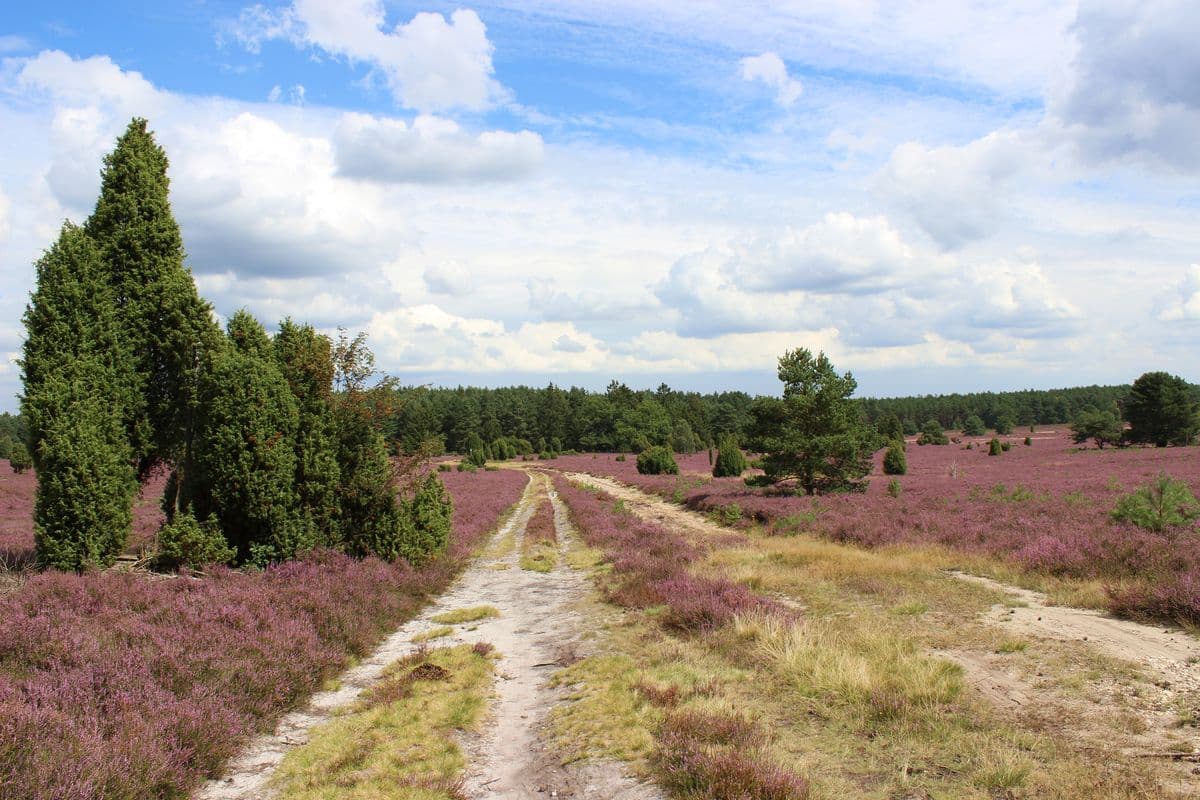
[748,349,873,495]
[21,223,137,569]
[84,118,219,475]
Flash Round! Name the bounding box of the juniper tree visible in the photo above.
[84,118,219,475]
[20,223,137,569]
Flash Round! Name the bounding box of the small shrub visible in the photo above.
[887,479,901,498]
[988,438,1003,456]
[882,442,907,475]
[615,454,627,462]
[1023,436,1032,446]
[1000,441,1011,452]
[637,446,679,475]
[437,463,452,472]
[8,441,31,474]
[156,512,235,570]
[917,419,948,446]
[1110,474,1200,534]
[713,435,749,478]
[962,415,987,436]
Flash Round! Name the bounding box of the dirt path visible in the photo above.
[560,472,731,542]
[952,571,1200,692]
[199,471,660,800]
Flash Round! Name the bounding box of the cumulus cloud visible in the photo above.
[739,51,802,107]
[1157,264,1200,321]
[527,279,660,323]
[1051,0,1200,172]
[951,261,1081,340]
[231,1,505,111]
[423,260,473,296]
[334,112,542,183]
[15,50,167,111]
[877,131,1032,250]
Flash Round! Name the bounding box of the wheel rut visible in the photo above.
[199,470,660,799]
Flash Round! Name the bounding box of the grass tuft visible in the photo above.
[431,605,500,625]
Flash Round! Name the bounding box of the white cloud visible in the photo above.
[1050,0,1200,172]
[334,112,543,183]
[1157,264,1200,322]
[739,51,802,107]
[15,50,167,112]
[877,131,1035,250]
[232,1,505,111]
[423,260,472,296]
[0,35,32,53]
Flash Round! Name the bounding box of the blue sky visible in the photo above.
[1,1,1198,411]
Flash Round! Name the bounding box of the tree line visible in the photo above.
[20,119,451,572]
[386,380,1165,456]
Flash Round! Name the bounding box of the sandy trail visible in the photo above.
[952,571,1200,693]
[199,470,659,800]
[560,472,731,542]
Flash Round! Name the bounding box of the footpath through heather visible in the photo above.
[199,470,660,800]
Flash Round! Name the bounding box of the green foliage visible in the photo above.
[400,474,454,566]
[962,415,987,436]
[917,419,949,446]
[887,478,902,498]
[21,223,137,569]
[84,118,220,473]
[1111,474,1200,534]
[749,349,873,495]
[875,412,904,442]
[637,445,679,475]
[8,442,30,473]
[185,326,310,566]
[29,361,137,571]
[1124,371,1199,447]
[273,319,341,546]
[712,434,748,478]
[993,417,1014,435]
[883,442,907,475]
[155,511,235,570]
[988,438,1003,456]
[1070,407,1123,449]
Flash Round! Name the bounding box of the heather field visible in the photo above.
[557,432,1200,625]
[0,467,526,800]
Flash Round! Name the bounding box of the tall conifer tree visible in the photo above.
[21,223,137,569]
[84,118,219,476]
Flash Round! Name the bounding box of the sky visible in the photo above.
[0,0,1197,411]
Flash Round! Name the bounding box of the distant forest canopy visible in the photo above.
[386,381,1142,455]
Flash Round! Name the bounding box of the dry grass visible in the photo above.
[430,605,500,625]
[549,492,1189,799]
[272,643,494,799]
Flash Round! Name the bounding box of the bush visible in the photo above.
[713,435,748,478]
[962,415,986,436]
[882,442,907,475]
[615,454,627,462]
[8,441,31,474]
[1024,436,1032,446]
[916,419,948,446]
[988,438,1003,456]
[467,447,487,468]
[1111,474,1200,534]
[994,417,1014,435]
[637,446,679,475]
[887,478,902,498]
[1001,441,1011,451]
[400,474,453,566]
[156,512,235,570]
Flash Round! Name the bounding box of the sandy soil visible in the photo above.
[560,471,731,542]
[198,471,661,800]
[953,571,1200,693]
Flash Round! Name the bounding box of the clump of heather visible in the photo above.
[553,476,779,631]
[655,710,809,800]
[0,468,526,800]
[524,497,557,548]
